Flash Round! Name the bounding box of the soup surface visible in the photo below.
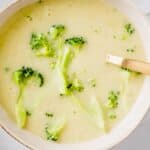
[0,0,145,143]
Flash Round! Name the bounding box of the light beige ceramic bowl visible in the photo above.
[0,0,150,149]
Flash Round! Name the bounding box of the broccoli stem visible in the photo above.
[89,97,106,131]
[15,86,26,128]
[58,47,72,95]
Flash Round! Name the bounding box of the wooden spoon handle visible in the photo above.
[122,59,150,75]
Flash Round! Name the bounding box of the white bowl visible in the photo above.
[0,0,150,149]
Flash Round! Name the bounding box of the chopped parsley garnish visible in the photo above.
[124,23,135,35]
[107,91,120,109]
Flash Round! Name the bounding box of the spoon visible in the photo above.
[106,54,150,75]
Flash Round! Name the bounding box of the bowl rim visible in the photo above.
[0,0,150,150]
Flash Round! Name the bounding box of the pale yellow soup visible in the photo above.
[0,0,145,143]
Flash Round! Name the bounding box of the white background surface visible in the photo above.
[0,0,150,150]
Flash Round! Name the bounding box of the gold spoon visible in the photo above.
[106,54,150,75]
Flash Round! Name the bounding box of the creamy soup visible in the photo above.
[0,0,145,143]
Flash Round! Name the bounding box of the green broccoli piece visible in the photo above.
[107,91,120,109]
[49,25,65,39]
[89,97,105,131]
[45,118,66,141]
[30,33,54,57]
[124,23,135,35]
[13,66,44,128]
[13,66,44,87]
[15,95,26,128]
[121,23,135,40]
[67,78,84,93]
[58,37,86,95]
[65,37,86,48]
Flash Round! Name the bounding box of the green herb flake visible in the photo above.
[45,112,54,118]
[26,111,32,116]
[126,48,135,53]
[90,79,96,87]
[59,93,64,97]
[26,15,32,21]
[108,113,117,119]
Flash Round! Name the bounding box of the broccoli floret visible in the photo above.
[13,67,34,86]
[13,66,44,128]
[45,118,66,141]
[58,37,86,95]
[67,78,84,93]
[33,71,44,87]
[121,23,135,40]
[124,23,135,35]
[107,91,120,109]
[13,66,44,87]
[30,33,54,57]
[49,25,65,39]
[65,37,86,48]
